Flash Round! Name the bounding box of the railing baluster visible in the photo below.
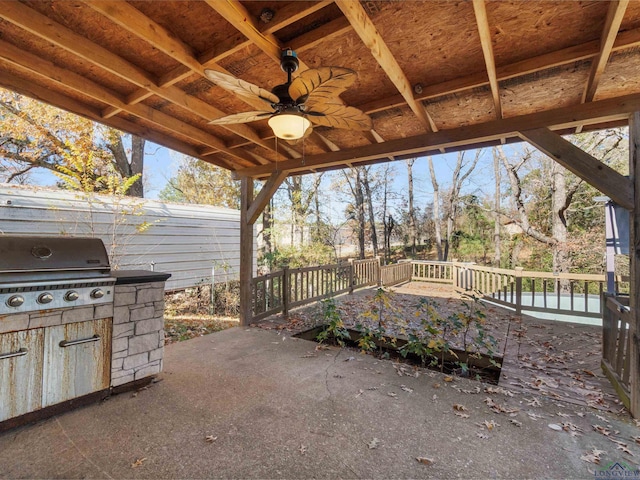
[543,280,547,309]
[584,281,589,313]
[570,281,574,312]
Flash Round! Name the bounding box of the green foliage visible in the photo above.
[316,297,350,346]
[355,288,400,354]
[159,155,240,208]
[261,243,335,269]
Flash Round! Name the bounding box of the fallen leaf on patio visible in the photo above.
[356,389,364,398]
[368,438,381,449]
[580,448,605,465]
[484,386,514,397]
[476,432,489,439]
[432,394,438,403]
[632,436,640,445]
[416,457,435,465]
[401,385,414,393]
[388,392,397,398]
[556,412,572,418]
[299,445,307,455]
[131,458,147,468]
[344,356,355,362]
[301,353,316,358]
[433,383,441,389]
[205,435,218,443]
[444,376,454,382]
[510,419,522,427]
[527,412,544,420]
[315,344,330,351]
[596,414,607,422]
[481,420,499,431]
[548,424,563,432]
[454,411,470,418]
[453,404,467,412]
[592,425,611,436]
[526,397,541,407]
[616,444,634,456]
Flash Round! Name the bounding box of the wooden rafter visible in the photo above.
[582,0,629,103]
[248,171,288,225]
[334,0,437,132]
[236,92,640,178]
[0,2,262,165]
[0,41,259,169]
[472,0,502,119]
[358,26,640,116]
[85,1,285,161]
[0,68,232,170]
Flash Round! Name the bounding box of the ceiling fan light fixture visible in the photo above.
[268,113,311,140]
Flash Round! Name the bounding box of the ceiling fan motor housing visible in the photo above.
[280,48,299,74]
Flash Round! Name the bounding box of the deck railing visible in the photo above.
[251,258,618,323]
[601,294,631,408]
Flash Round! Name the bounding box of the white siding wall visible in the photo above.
[0,185,255,291]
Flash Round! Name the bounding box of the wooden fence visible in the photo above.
[380,261,413,286]
[601,294,631,408]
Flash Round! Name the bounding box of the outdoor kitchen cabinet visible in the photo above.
[0,318,112,422]
[42,318,112,407]
[0,329,44,422]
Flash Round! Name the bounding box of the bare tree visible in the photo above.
[361,166,379,256]
[428,156,444,260]
[406,158,417,255]
[493,148,501,267]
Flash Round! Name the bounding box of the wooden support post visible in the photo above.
[282,266,289,316]
[239,177,254,327]
[629,111,640,417]
[515,267,524,315]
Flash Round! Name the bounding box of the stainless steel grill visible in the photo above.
[0,236,115,315]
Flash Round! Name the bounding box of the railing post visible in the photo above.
[282,266,289,316]
[515,267,524,315]
[376,256,382,287]
[348,259,354,294]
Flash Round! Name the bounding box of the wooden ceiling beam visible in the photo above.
[235,91,640,178]
[472,0,502,119]
[0,2,272,160]
[0,41,258,169]
[335,0,437,132]
[0,69,234,170]
[582,0,629,103]
[205,0,283,66]
[259,1,334,35]
[519,127,632,210]
[358,25,640,116]
[85,0,284,159]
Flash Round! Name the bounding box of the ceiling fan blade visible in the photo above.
[204,69,279,105]
[209,111,273,125]
[306,104,372,131]
[289,67,356,105]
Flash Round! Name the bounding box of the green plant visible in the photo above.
[316,297,350,346]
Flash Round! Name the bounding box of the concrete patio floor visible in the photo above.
[1,326,640,479]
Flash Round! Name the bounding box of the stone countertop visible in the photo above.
[111,270,171,285]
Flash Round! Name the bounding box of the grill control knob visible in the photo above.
[64,291,79,302]
[6,295,24,308]
[38,293,54,304]
[90,288,105,299]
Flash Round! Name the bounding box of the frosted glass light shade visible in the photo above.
[268,113,311,140]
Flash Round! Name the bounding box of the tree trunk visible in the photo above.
[428,157,443,261]
[362,167,379,256]
[355,168,366,259]
[109,133,145,197]
[406,158,417,255]
[551,162,571,291]
[493,148,501,267]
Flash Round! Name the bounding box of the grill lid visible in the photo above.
[0,236,110,274]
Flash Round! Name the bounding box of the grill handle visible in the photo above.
[0,347,27,360]
[59,335,100,348]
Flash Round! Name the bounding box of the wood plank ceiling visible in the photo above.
[0,1,640,179]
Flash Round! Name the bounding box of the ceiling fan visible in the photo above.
[204,49,372,141]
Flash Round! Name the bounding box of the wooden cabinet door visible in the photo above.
[0,329,44,422]
[42,318,112,407]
